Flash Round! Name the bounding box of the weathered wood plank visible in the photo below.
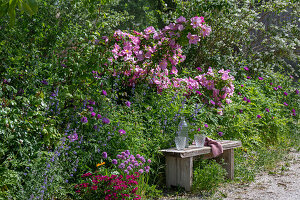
[160,140,241,158]
[216,149,234,180]
[166,156,177,188]
[166,156,193,191]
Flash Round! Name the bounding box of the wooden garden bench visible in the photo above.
[160,140,242,191]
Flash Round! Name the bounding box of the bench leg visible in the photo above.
[218,148,234,180]
[166,156,193,191]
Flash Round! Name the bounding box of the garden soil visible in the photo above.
[160,150,300,200]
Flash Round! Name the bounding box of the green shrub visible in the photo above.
[192,159,227,194]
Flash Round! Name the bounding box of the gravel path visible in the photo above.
[160,150,300,200]
[213,151,300,200]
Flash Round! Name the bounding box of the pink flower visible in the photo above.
[210,100,215,105]
[244,67,249,71]
[200,24,211,37]
[217,108,223,116]
[206,80,215,90]
[144,26,156,35]
[190,16,204,28]
[274,87,278,91]
[176,16,186,23]
[159,59,168,70]
[221,73,229,80]
[258,77,263,80]
[204,124,208,128]
[170,66,178,75]
[196,91,202,95]
[283,102,288,106]
[225,99,232,104]
[187,32,200,45]
[241,84,244,87]
[218,132,224,136]
[247,76,251,79]
[91,112,96,117]
[284,92,288,96]
[207,67,214,77]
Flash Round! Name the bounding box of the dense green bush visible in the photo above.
[0,0,299,199]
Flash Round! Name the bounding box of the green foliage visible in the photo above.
[192,159,227,193]
[0,0,299,199]
[168,0,299,77]
[0,0,38,26]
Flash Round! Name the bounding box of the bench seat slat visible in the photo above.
[160,140,241,158]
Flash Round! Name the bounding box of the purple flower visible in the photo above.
[270,82,273,85]
[81,117,88,123]
[147,159,151,163]
[296,89,299,94]
[102,117,110,124]
[273,87,278,91]
[218,132,224,136]
[283,102,288,106]
[41,79,48,85]
[243,97,247,102]
[125,150,130,155]
[247,99,251,104]
[119,129,126,135]
[292,112,296,116]
[278,85,282,89]
[138,169,144,174]
[292,109,295,113]
[119,163,125,169]
[284,92,288,96]
[247,76,251,79]
[97,114,102,119]
[241,85,244,87]
[258,77,263,80]
[239,110,243,113]
[91,112,96,117]
[265,108,270,112]
[238,92,241,96]
[93,125,97,130]
[244,67,249,71]
[102,90,107,96]
[204,124,208,128]
[89,107,94,112]
[88,100,95,105]
[68,132,78,142]
[196,91,202,95]
[210,100,215,105]
[102,152,107,159]
[125,101,131,107]
[196,67,202,72]
[257,115,262,118]
[112,159,118,165]
[124,170,129,174]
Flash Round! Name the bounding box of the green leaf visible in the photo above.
[27,0,38,13]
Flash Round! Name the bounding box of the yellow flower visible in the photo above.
[96,162,105,167]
